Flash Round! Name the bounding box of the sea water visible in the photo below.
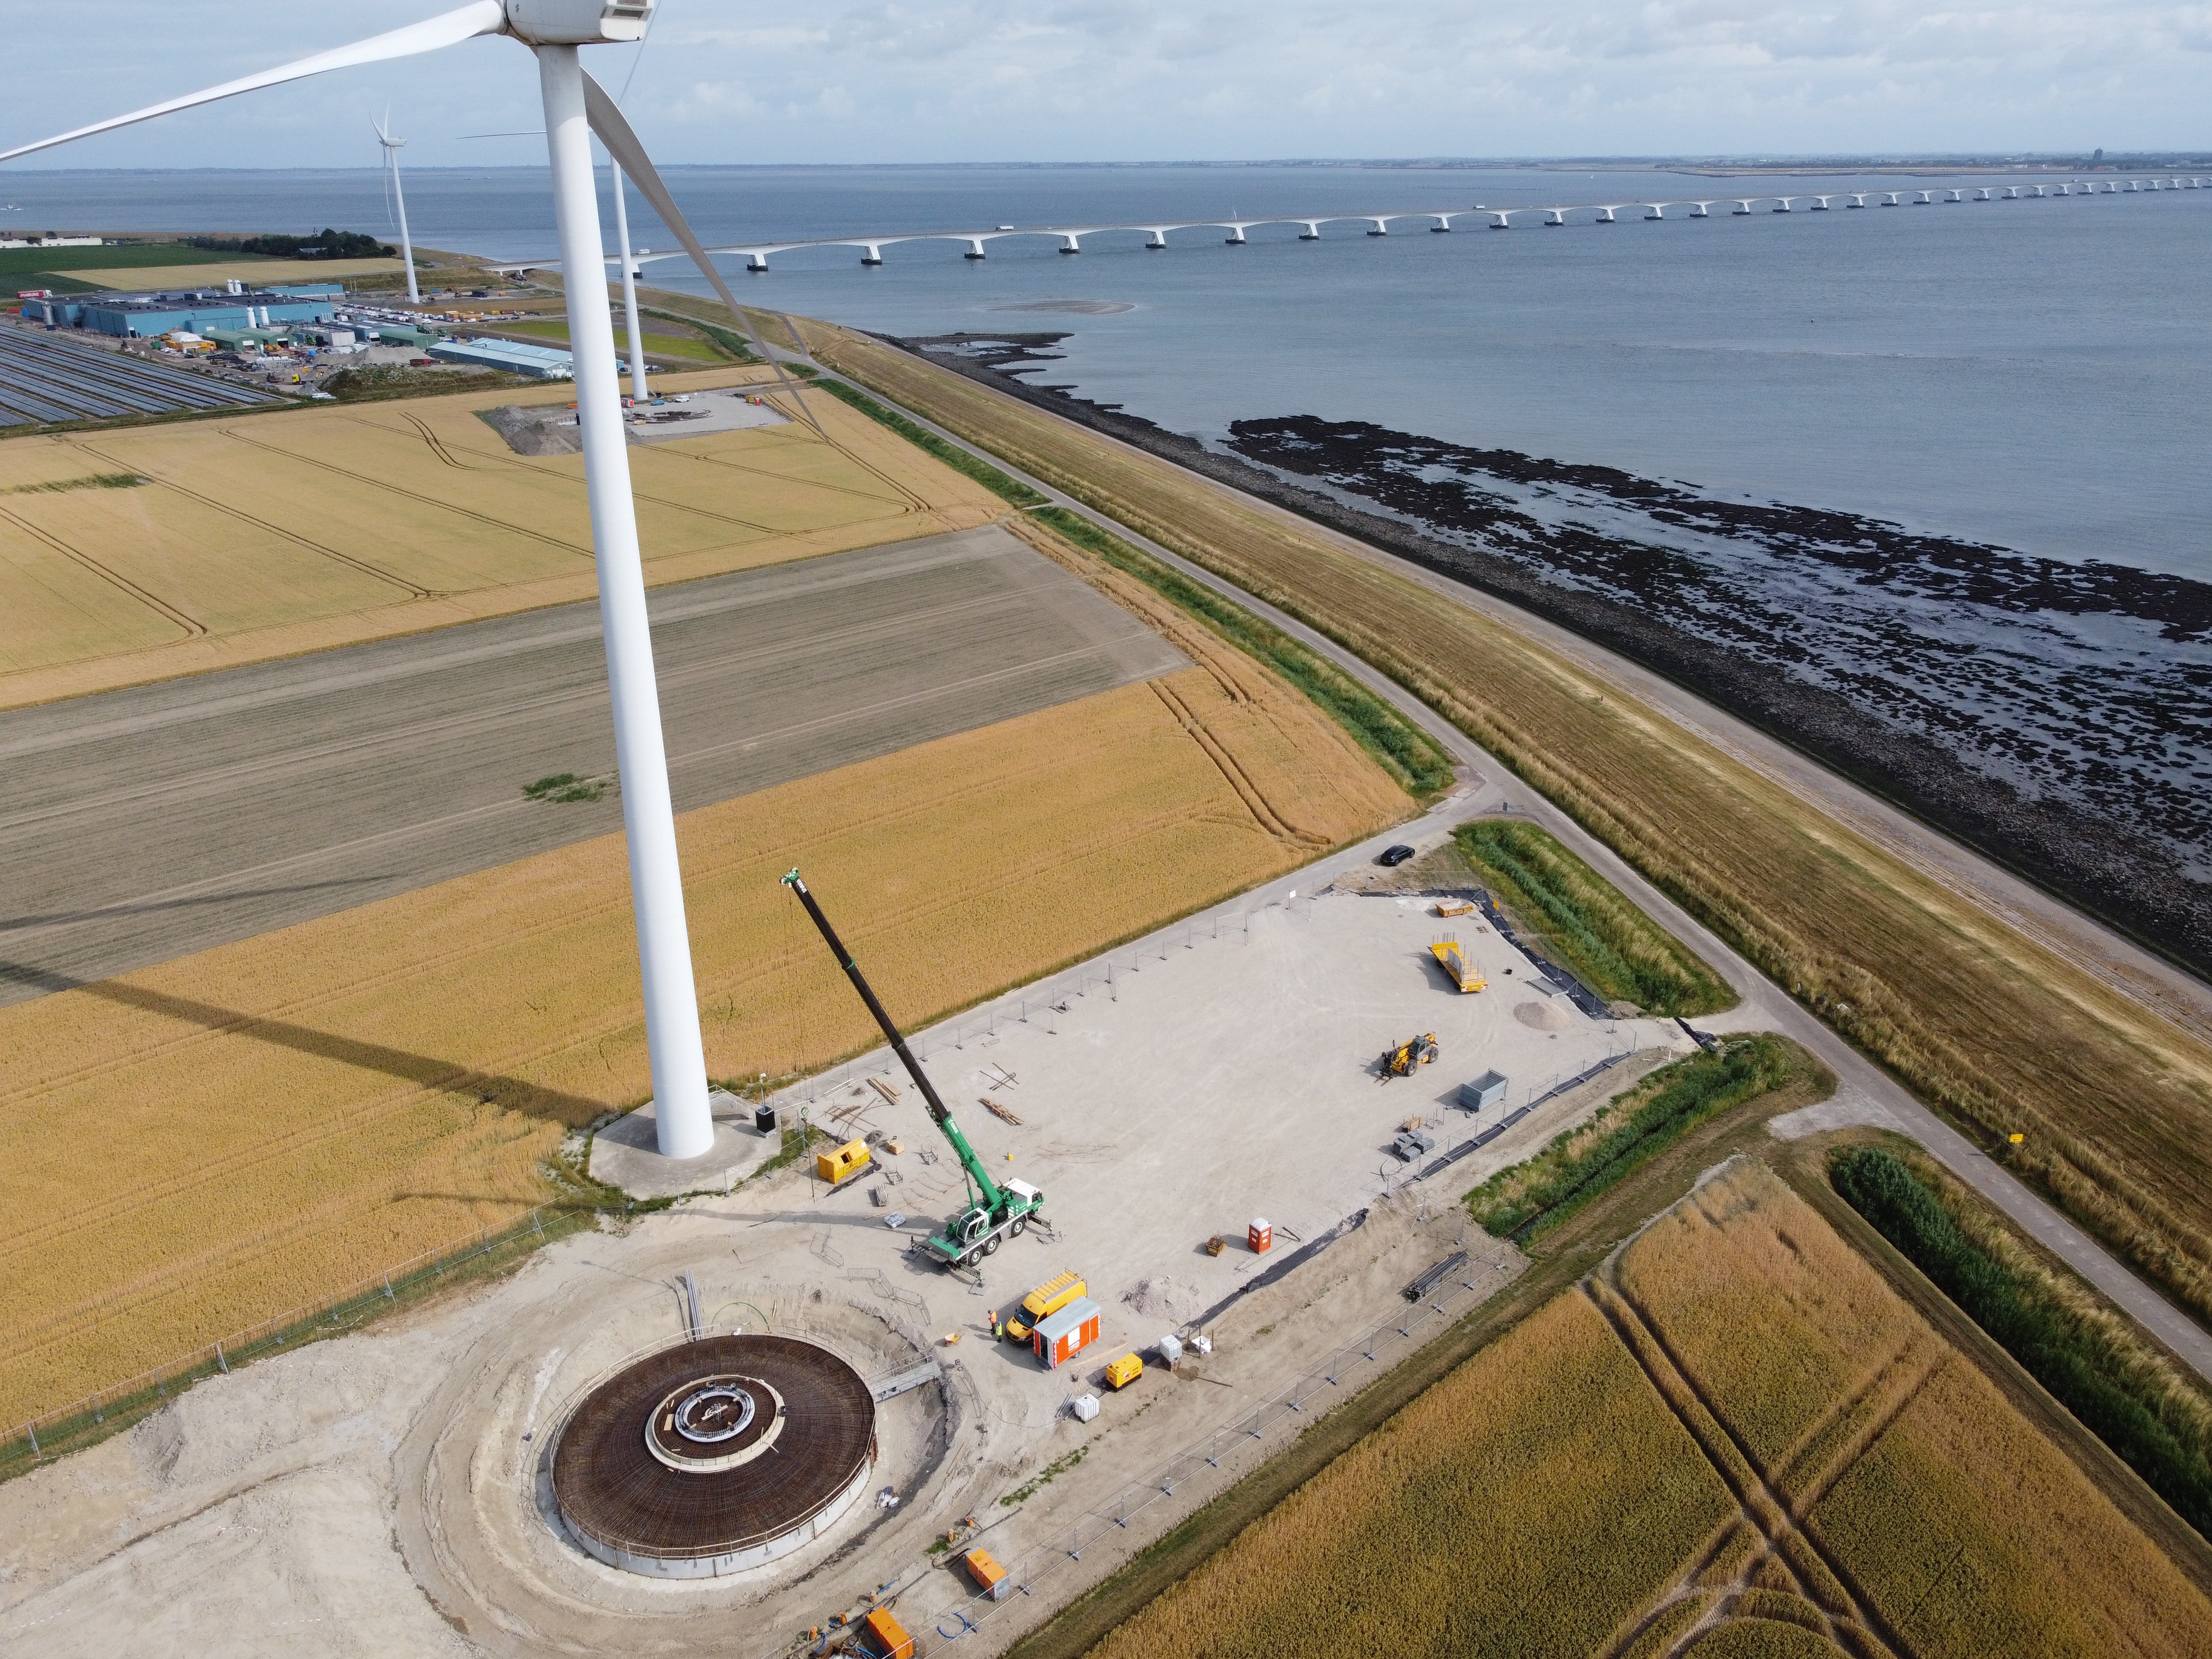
[6,163,2207,578]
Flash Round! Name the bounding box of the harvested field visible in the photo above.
[1,525,1183,1000]
[0,644,1406,1425]
[0,365,1004,706]
[1091,1160,2212,1659]
[1455,817,1732,1015]
[46,258,404,289]
[794,315,2212,1345]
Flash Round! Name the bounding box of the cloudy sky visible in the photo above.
[7,1,2206,170]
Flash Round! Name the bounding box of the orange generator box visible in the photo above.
[1032,1296,1102,1369]
[1248,1217,1272,1254]
[964,1547,1013,1600]
[857,1608,916,1659]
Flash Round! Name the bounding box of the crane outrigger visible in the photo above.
[783,869,1046,1270]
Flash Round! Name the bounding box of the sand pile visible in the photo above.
[1121,1276,1205,1323]
[1514,999,1571,1031]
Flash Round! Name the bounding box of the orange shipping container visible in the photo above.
[858,1608,916,1659]
[1032,1296,1102,1368]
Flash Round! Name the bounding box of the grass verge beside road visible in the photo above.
[1468,1036,1806,1243]
[792,314,2212,1347]
[815,372,1452,799]
[1030,505,1453,798]
[1454,818,1733,1015]
[815,375,1048,505]
[1833,1142,2212,1540]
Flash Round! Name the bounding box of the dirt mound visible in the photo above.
[1120,1276,1204,1323]
[1514,999,1571,1031]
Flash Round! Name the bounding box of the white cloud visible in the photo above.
[1,0,2204,168]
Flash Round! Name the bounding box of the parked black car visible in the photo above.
[1376,844,1416,867]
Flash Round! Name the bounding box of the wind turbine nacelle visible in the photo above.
[503,0,654,45]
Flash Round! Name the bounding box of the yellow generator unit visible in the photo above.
[1431,935,1485,993]
[815,1138,873,1186]
[1103,1352,1145,1390]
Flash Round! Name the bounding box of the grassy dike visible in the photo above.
[784,314,2212,1342]
[813,374,1453,799]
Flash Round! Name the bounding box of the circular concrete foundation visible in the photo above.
[550,1334,875,1579]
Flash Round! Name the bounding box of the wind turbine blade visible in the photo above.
[581,70,823,435]
[0,0,504,165]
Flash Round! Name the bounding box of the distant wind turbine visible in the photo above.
[0,0,761,1161]
[372,107,421,304]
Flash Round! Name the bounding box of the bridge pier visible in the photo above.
[1298,221,1321,240]
[1811,196,1832,210]
[746,253,769,272]
[1058,234,1081,254]
[1597,207,1618,222]
[1145,229,1168,249]
[1366,218,1389,236]
[1488,213,1511,229]
[1431,215,1452,231]
[1848,194,1867,207]
[1733,200,1753,215]
[1772,199,1793,212]
[1543,209,1566,226]
[1224,225,1248,244]
[860,244,883,266]
[1690,202,1712,217]
[963,238,987,260]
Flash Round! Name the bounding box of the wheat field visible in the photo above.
[1090,1160,2212,1659]
[0,651,1405,1427]
[0,366,1002,705]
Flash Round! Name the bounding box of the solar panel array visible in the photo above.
[0,327,280,426]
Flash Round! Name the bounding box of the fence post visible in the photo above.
[216,1341,228,1374]
[533,1211,545,1240]
[383,1273,395,1301]
[27,1424,38,1458]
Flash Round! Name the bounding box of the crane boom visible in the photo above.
[782,869,1005,1214]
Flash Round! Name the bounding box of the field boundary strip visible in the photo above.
[0,1201,599,1480]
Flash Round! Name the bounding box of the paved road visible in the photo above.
[0,524,1185,1007]
[827,366,2212,1385]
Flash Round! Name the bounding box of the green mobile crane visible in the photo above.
[784,869,1046,1270]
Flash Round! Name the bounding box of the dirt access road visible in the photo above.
[0,524,1183,1007]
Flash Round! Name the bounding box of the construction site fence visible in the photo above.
[3,1201,603,1480]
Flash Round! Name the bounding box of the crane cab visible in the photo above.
[924,1179,1046,1269]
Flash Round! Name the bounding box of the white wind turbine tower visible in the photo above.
[0,0,802,1161]
[371,108,421,304]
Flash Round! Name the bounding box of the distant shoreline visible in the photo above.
[887,327,2210,979]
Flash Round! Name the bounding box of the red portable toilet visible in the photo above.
[1249,1217,1272,1254]
[1033,1296,1102,1369]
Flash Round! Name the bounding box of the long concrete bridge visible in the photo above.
[495,173,2208,278]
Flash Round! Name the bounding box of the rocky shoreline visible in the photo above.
[888,330,2212,976]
